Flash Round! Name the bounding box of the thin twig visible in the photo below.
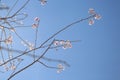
[10,0,30,18]
[42,57,70,67]
[38,61,58,69]
[33,20,40,60]
[6,0,19,17]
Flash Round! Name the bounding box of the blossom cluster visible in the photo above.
[53,40,72,49]
[32,17,40,28]
[21,40,34,50]
[0,58,23,72]
[88,8,101,25]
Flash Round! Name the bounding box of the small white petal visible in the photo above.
[53,41,59,46]
[88,8,95,14]
[34,17,40,22]
[88,19,94,25]
[59,40,65,45]
[32,23,38,28]
[57,64,65,73]
[95,14,101,20]
[40,0,47,5]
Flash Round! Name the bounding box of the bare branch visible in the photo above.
[42,57,70,67]
[38,61,58,69]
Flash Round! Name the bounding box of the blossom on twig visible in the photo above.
[10,64,16,70]
[88,8,95,14]
[40,0,47,5]
[88,8,101,25]
[34,17,40,22]
[32,23,38,28]
[57,64,65,73]
[88,19,94,25]
[5,35,13,44]
[62,40,72,49]
[53,40,72,49]
[95,14,101,20]
[21,40,34,50]
[32,17,40,28]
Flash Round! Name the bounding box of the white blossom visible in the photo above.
[59,40,65,45]
[32,17,40,28]
[88,8,95,14]
[62,40,72,49]
[57,64,65,73]
[21,40,34,50]
[32,23,38,28]
[34,17,40,22]
[53,40,59,46]
[40,0,47,5]
[54,40,72,49]
[10,64,16,70]
[29,43,34,50]
[88,19,94,25]
[95,14,101,20]
[21,41,27,47]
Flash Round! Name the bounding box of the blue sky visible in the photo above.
[0,0,120,80]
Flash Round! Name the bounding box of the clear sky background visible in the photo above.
[0,0,120,80]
